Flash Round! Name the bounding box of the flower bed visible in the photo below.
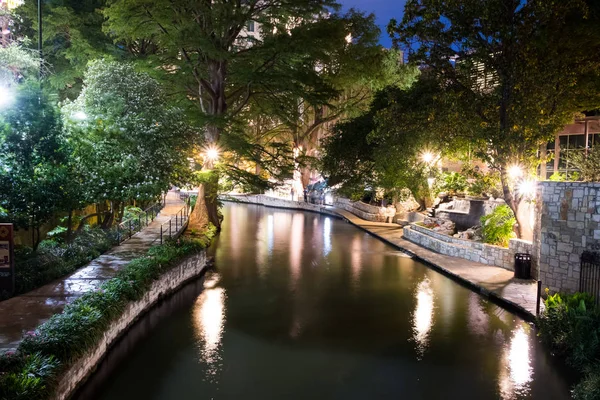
[0,225,216,400]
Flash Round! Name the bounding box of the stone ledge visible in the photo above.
[54,252,209,400]
[404,225,532,271]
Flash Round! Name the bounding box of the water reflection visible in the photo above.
[499,325,533,399]
[192,274,226,381]
[323,217,331,256]
[289,213,304,285]
[412,278,434,358]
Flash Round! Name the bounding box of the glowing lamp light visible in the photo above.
[205,147,220,161]
[508,165,523,179]
[0,87,15,108]
[345,33,353,44]
[518,179,537,198]
[422,152,435,164]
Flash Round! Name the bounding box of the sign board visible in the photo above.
[0,223,14,295]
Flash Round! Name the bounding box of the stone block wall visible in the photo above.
[403,224,533,272]
[221,194,340,217]
[55,252,209,400]
[334,198,394,222]
[533,182,600,293]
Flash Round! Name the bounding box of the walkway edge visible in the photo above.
[55,252,210,400]
[223,195,538,322]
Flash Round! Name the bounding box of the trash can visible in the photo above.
[514,253,531,279]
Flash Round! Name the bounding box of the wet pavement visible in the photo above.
[0,192,187,351]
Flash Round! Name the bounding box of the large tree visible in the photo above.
[102,0,348,229]
[15,0,121,99]
[62,60,193,227]
[390,0,600,237]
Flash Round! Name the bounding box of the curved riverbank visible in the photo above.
[53,252,210,400]
[221,194,540,321]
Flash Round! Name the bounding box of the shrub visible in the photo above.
[433,172,468,196]
[538,292,600,399]
[480,205,516,247]
[569,147,600,182]
[0,226,216,399]
[7,226,117,300]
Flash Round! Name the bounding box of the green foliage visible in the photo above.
[0,83,69,248]
[0,41,43,84]
[8,227,116,299]
[569,147,600,182]
[480,205,516,247]
[0,228,216,399]
[433,172,468,196]
[574,364,600,400]
[15,0,121,99]
[390,0,600,235]
[538,291,600,393]
[62,60,194,206]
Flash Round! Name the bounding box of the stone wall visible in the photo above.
[334,198,394,222]
[533,181,600,293]
[222,194,340,218]
[403,224,533,272]
[54,252,209,400]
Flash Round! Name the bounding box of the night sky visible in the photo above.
[338,0,407,47]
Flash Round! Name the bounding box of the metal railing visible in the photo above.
[116,202,163,245]
[159,205,190,244]
[580,251,600,304]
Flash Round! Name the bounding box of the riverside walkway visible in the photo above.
[0,192,186,351]
[223,194,540,321]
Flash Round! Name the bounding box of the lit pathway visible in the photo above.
[0,192,186,351]
[223,194,540,321]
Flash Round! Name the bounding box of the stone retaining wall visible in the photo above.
[333,198,393,222]
[533,181,600,293]
[54,252,209,400]
[403,224,533,272]
[222,194,340,217]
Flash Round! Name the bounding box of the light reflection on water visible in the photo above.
[499,325,533,400]
[86,203,573,400]
[412,278,434,359]
[192,274,226,382]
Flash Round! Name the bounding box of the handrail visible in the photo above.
[116,201,164,245]
[159,204,190,244]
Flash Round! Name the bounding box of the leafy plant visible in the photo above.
[569,148,600,182]
[0,227,216,399]
[434,172,468,196]
[480,205,516,247]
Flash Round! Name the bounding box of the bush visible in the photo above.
[8,227,117,299]
[538,292,600,399]
[0,226,216,399]
[480,205,516,247]
[433,172,468,196]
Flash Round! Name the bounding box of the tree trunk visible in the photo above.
[499,167,523,238]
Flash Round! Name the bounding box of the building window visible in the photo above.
[558,134,585,177]
[246,21,255,32]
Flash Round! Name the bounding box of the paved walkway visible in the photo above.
[223,195,541,321]
[0,192,186,351]
[331,208,540,320]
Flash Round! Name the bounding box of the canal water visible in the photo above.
[80,203,573,400]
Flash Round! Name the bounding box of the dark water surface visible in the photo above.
[82,203,573,400]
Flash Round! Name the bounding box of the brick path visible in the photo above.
[0,192,186,351]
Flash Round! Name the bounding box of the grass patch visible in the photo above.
[0,225,216,400]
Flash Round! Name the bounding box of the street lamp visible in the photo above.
[508,165,523,179]
[421,151,435,164]
[205,146,219,162]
